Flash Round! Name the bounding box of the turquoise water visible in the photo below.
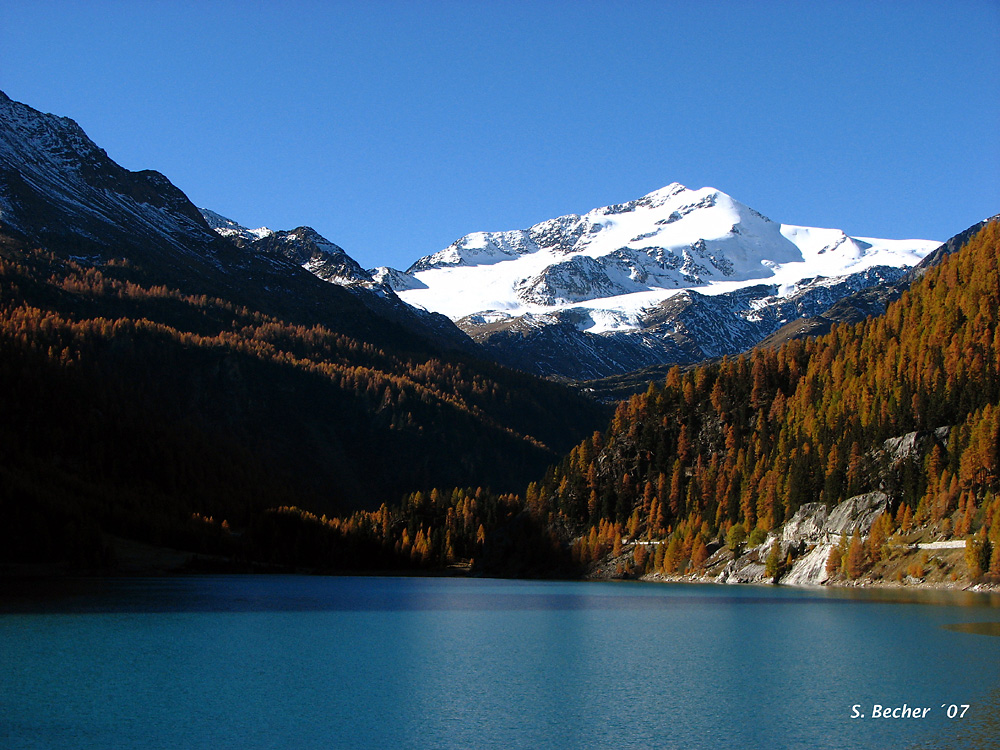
[2,576,998,749]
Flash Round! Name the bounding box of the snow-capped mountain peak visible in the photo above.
[378,183,942,379]
[369,266,427,291]
[392,183,937,323]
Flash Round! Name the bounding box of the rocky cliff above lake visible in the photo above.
[715,492,889,585]
[585,423,998,592]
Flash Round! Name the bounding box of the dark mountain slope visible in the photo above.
[0,93,609,568]
[0,234,609,567]
[0,90,473,358]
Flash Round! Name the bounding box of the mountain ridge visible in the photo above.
[0,89,482,358]
[0,88,946,385]
[199,208,374,286]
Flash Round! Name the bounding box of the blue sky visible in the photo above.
[2,0,998,270]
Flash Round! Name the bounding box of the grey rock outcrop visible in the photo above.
[881,427,950,465]
[718,492,889,585]
[822,492,889,538]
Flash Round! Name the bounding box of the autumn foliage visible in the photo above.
[2,220,998,577]
[518,222,1000,576]
[0,244,605,566]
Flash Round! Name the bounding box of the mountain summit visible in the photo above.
[390,182,935,319]
[379,183,939,379]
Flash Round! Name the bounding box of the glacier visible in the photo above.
[389,183,937,331]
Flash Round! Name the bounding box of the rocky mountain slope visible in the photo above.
[199,209,373,286]
[756,213,1000,351]
[377,183,938,379]
[0,92,229,267]
[581,215,999,401]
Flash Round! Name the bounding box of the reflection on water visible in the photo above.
[911,686,1000,750]
[942,621,1000,637]
[2,575,999,614]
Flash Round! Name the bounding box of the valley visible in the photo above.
[1,89,997,591]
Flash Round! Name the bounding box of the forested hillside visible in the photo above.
[539,221,1000,578]
[289,221,999,581]
[4,221,996,580]
[0,237,607,567]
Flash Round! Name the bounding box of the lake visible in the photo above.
[2,576,998,749]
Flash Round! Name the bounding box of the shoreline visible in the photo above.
[3,560,998,596]
[2,535,997,594]
[634,570,1000,594]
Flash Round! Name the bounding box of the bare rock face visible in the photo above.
[781,492,889,585]
[824,492,889,538]
[881,428,950,465]
[780,491,888,545]
[780,502,829,542]
[781,544,836,586]
[718,492,889,585]
[720,560,767,584]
